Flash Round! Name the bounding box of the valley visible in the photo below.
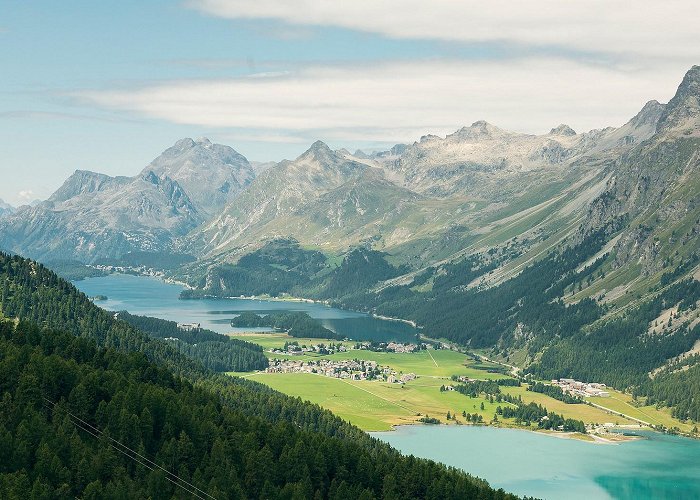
[7,4,700,499]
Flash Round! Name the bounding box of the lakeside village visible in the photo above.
[265,340,421,382]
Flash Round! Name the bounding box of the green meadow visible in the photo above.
[229,332,691,433]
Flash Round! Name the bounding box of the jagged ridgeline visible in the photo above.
[0,253,522,499]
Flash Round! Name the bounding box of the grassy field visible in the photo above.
[588,389,695,432]
[230,333,356,350]
[243,372,506,431]
[229,332,694,434]
[500,386,637,426]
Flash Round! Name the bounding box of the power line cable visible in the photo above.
[43,397,216,500]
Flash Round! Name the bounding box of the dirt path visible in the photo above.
[426,349,439,367]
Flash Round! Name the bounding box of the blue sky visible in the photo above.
[1,0,698,205]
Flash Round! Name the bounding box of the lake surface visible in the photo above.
[74,274,417,342]
[372,425,700,500]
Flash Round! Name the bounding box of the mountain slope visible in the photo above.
[194,141,372,258]
[0,138,252,263]
[0,252,517,500]
[0,199,15,218]
[0,169,201,262]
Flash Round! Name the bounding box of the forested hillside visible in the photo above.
[116,311,269,372]
[0,252,520,499]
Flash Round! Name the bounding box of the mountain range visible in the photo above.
[2,64,700,424]
[0,77,670,267]
[0,138,254,262]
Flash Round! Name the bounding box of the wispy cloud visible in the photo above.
[187,0,700,63]
[17,190,34,202]
[78,57,685,146]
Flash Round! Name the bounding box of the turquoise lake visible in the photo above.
[74,273,418,342]
[373,425,700,500]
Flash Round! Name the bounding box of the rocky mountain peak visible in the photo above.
[48,170,114,203]
[657,65,700,134]
[144,137,254,215]
[449,121,506,141]
[629,100,666,128]
[172,137,197,150]
[299,140,336,163]
[549,124,577,136]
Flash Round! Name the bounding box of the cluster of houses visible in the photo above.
[354,341,424,353]
[265,357,418,384]
[552,378,610,397]
[266,358,379,380]
[177,322,202,332]
[270,342,347,356]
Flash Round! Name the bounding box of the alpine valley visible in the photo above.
[4,67,700,430]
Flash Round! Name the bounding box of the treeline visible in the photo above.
[638,353,700,423]
[454,380,502,397]
[41,259,108,281]
[182,240,409,305]
[182,239,328,298]
[497,403,586,433]
[231,311,342,340]
[0,252,525,499]
[96,251,196,270]
[0,253,201,375]
[450,378,521,398]
[117,311,268,372]
[527,382,582,404]
[367,225,615,348]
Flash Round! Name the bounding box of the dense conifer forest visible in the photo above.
[0,252,521,499]
[117,311,269,372]
[230,311,341,340]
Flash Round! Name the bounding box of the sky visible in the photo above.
[1,0,698,206]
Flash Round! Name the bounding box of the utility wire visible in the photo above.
[43,397,216,500]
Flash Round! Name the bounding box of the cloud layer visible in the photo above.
[189,0,699,62]
[80,58,684,145]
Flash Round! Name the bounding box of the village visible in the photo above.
[551,378,610,398]
[354,341,426,353]
[265,356,418,384]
